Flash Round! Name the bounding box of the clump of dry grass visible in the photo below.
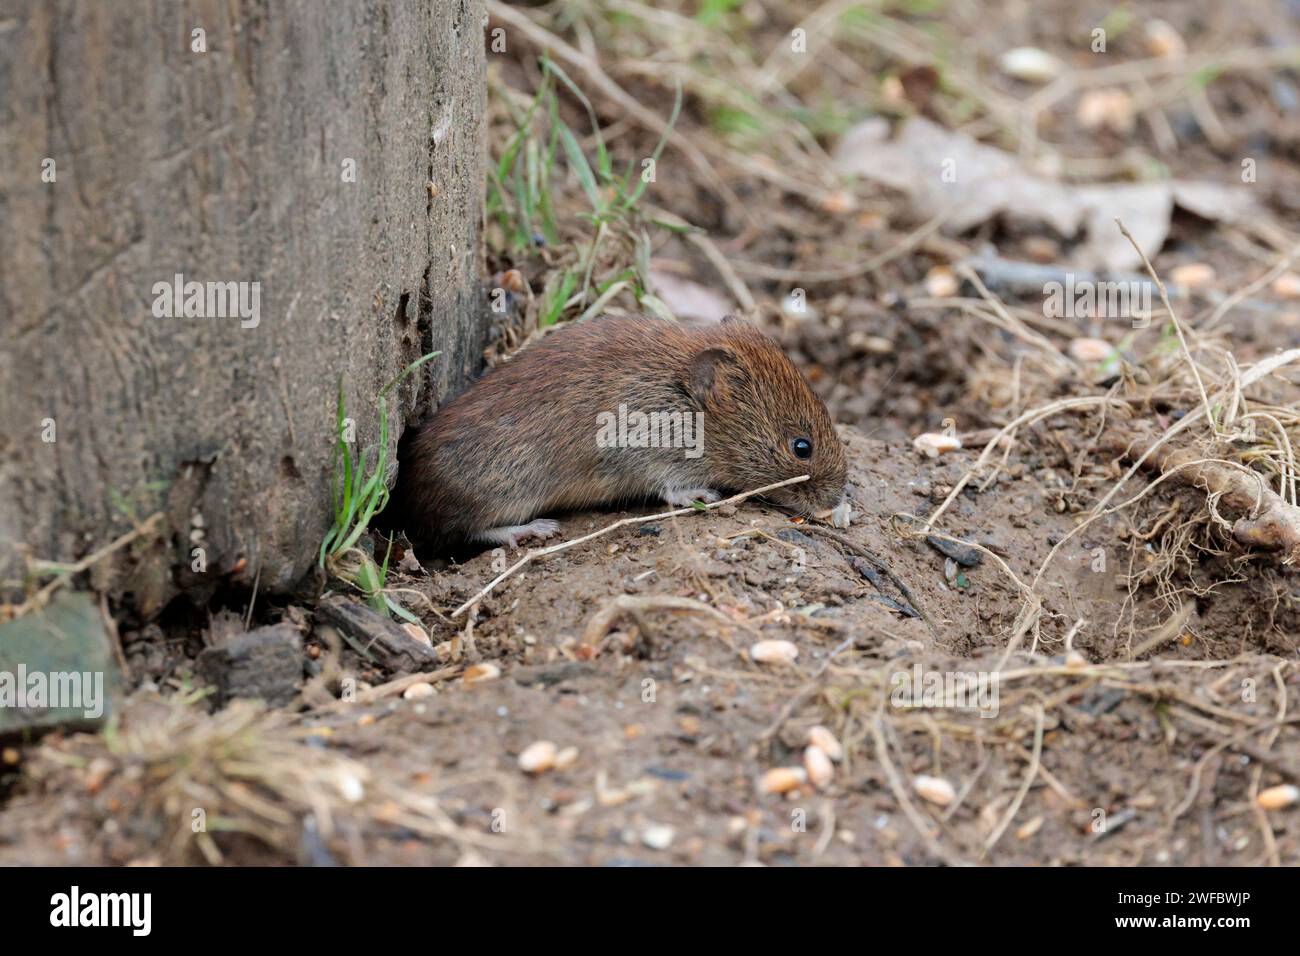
[19,692,509,865]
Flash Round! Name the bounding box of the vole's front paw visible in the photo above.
[663,487,721,508]
[480,519,562,549]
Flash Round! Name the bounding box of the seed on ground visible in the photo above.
[750,639,799,664]
[913,774,956,806]
[804,745,834,789]
[1257,784,1299,810]
[760,766,808,794]
[463,662,501,685]
[808,725,843,761]
[518,740,558,774]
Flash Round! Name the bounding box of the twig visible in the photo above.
[923,397,1126,531]
[871,713,972,867]
[450,475,810,618]
[1115,218,1213,428]
[796,525,934,635]
[754,635,854,745]
[686,232,756,313]
[306,666,463,713]
[1201,242,1300,331]
[580,594,754,651]
[1088,348,1300,516]
[982,705,1044,856]
[730,211,948,283]
[19,512,166,616]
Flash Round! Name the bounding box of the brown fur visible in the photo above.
[393,315,848,552]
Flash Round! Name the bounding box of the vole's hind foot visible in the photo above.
[478,518,562,549]
[663,487,721,508]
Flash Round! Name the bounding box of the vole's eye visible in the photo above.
[791,437,813,460]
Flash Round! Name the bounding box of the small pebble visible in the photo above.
[926,534,982,567]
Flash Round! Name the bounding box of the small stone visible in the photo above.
[196,623,302,709]
[926,535,982,567]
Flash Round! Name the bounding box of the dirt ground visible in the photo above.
[4,424,1297,866]
[4,0,1300,865]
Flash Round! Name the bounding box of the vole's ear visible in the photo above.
[687,347,738,404]
[719,314,745,326]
